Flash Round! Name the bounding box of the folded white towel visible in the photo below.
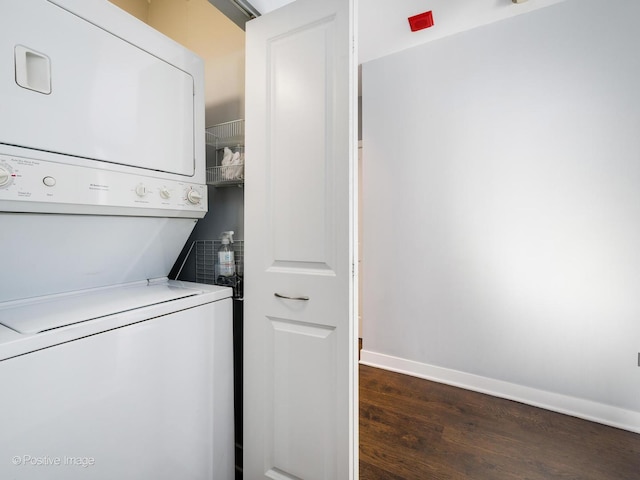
[237,153,245,179]
[221,147,234,180]
[219,147,245,181]
[226,152,239,179]
[221,147,233,166]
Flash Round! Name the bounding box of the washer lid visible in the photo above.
[0,283,203,335]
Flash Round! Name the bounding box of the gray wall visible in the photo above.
[362,0,640,429]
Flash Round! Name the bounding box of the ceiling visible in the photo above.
[238,0,568,64]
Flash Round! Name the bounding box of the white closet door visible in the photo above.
[244,0,358,478]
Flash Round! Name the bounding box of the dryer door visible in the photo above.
[0,0,198,178]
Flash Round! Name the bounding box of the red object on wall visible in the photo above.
[408,11,434,32]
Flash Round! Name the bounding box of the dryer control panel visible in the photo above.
[0,153,207,218]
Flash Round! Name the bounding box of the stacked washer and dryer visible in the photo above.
[0,1,234,479]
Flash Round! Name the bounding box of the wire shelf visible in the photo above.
[205,119,244,149]
[195,240,244,299]
[205,120,245,187]
[206,166,244,186]
[206,145,244,186]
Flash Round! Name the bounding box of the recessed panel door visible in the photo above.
[244,0,358,478]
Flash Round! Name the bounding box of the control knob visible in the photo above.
[0,166,12,187]
[186,188,202,205]
[135,184,147,197]
[159,187,171,199]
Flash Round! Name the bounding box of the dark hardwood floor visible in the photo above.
[359,365,640,480]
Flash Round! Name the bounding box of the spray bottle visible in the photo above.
[218,231,235,277]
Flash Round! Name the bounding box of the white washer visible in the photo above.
[0,280,234,480]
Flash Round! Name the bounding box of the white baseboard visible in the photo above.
[359,349,640,435]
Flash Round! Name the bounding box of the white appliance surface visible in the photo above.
[0,0,209,301]
[0,2,233,479]
[0,213,201,303]
[0,281,203,335]
[0,281,234,480]
[0,0,204,180]
[0,149,208,217]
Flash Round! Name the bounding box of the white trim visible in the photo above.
[360,349,640,435]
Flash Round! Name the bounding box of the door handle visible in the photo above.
[274,293,309,301]
[15,45,51,94]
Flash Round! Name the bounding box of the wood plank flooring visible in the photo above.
[359,365,640,480]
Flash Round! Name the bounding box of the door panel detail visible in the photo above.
[266,316,337,479]
[267,17,337,273]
